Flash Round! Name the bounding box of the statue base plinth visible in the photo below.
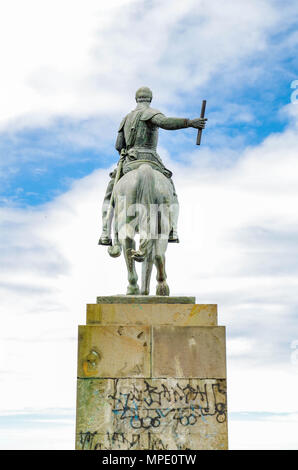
[96,295,196,304]
[75,296,228,450]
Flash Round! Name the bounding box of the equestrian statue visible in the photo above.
[98,87,207,296]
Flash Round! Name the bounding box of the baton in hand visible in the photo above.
[196,99,207,145]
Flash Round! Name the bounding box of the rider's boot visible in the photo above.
[98,233,112,246]
[168,228,179,243]
[98,175,115,246]
[98,214,113,246]
[168,195,179,243]
[98,218,112,245]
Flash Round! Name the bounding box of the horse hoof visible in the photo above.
[126,285,140,295]
[131,250,146,262]
[156,282,170,296]
[108,245,122,258]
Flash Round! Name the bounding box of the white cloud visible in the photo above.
[230,412,298,450]
[0,0,286,132]
[0,104,298,428]
[1,0,298,449]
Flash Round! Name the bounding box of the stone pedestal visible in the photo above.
[75,297,228,450]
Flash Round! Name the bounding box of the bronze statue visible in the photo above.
[98,87,207,295]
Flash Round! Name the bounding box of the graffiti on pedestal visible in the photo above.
[76,378,227,450]
[78,430,193,450]
[79,431,141,450]
[109,378,226,430]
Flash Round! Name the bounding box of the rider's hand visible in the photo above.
[188,118,207,129]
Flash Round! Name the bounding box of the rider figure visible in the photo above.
[98,86,206,246]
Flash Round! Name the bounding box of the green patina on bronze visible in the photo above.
[98,87,207,296]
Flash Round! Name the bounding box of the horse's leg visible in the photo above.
[123,237,140,295]
[154,240,169,296]
[141,254,153,295]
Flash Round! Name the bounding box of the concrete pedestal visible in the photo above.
[75,297,228,450]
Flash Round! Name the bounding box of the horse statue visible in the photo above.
[108,160,176,296]
[98,87,206,295]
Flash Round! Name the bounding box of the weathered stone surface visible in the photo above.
[76,378,227,450]
[77,325,150,378]
[96,295,196,304]
[76,300,228,450]
[77,431,227,450]
[87,303,217,326]
[152,326,226,378]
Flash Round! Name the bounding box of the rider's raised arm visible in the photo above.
[150,113,189,130]
[151,113,207,131]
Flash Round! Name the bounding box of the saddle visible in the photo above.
[123,158,172,179]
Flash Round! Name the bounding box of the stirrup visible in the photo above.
[168,237,179,243]
[98,235,112,246]
[168,230,180,243]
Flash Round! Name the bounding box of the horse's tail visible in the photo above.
[136,164,156,257]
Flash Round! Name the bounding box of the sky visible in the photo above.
[0,0,298,450]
